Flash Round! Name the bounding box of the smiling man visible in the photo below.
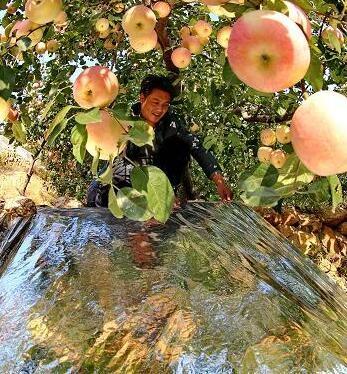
[87,75,232,207]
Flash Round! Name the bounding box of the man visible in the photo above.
[87,75,232,207]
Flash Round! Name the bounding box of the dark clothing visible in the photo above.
[87,103,222,207]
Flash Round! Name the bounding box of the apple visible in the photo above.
[46,39,59,52]
[73,66,119,109]
[95,18,109,33]
[257,146,273,163]
[129,30,158,53]
[193,20,213,38]
[10,20,44,47]
[152,1,171,18]
[283,1,311,39]
[7,107,19,122]
[54,10,67,25]
[171,47,192,68]
[260,128,276,146]
[25,0,63,25]
[35,41,46,54]
[99,29,111,39]
[179,26,191,39]
[217,26,232,48]
[104,38,116,50]
[275,124,291,144]
[0,97,10,123]
[122,5,156,35]
[7,4,17,14]
[227,10,310,93]
[291,90,347,176]
[182,35,203,54]
[270,149,287,168]
[86,110,128,160]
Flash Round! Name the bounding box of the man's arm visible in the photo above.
[176,126,233,201]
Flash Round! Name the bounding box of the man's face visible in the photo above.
[140,88,171,126]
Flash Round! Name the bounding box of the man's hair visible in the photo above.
[140,75,176,100]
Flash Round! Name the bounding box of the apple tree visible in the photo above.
[0,0,346,221]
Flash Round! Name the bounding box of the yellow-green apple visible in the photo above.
[25,0,63,25]
[217,25,232,48]
[171,47,192,68]
[152,1,171,18]
[73,66,119,109]
[54,10,67,25]
[99,29,111,39]
[182,35,203,54]
[35,41,46,53]
[95,18,109,33]
[129,30,158,53]
[86,110,128,160]
[260,128,276,146]
[179,26,191,39]
[283,1,311,39]
[275,124,291,144]
[291,90,347,176]
[122,5,156,35]
[193,20,213,38]
[270,149,287,168]
[0,97,10,122]
[257,146,273,163]
[227,10,310,93]
[46,39,59,52]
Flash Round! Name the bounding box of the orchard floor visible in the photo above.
[0,160,346,292]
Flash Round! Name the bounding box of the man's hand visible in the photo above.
[211,172,233,202]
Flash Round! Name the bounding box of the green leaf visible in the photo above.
[290,0,313,11]
[45,105,72,141]
[91,148,100,176]
[222,3,250,17]
[46,118,68,146]
[273,153,314,196]
[326,29,342,53]
[222,61,241,85]
[282,143,294,154]
[241,186,281,207]
[110,103,132,120]
[306,178,331,203]
[117,187,152,221]
[327,175,342,212]
[239,163,279,192]
[11,121,26,144]
[304,50,323,92]
[264,0,288,12]
[41,98,56,121]
[203,134,217,150]
[0,65,15,100]
[131,166,174,223]
[75,108,101,124]
[71,124,87,164]
[108,186,123,218]
[127,121,154,147]
[247,88,274,98]
[98,157,114,185]
[16,37,32,51]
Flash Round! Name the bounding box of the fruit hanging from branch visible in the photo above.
[291,91,347,176]
[25,0,63,25]
[86,110,128,160]
[73,66,119,109]
[227,10,311,93]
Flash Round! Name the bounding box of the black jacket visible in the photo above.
[87,103,222,207]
